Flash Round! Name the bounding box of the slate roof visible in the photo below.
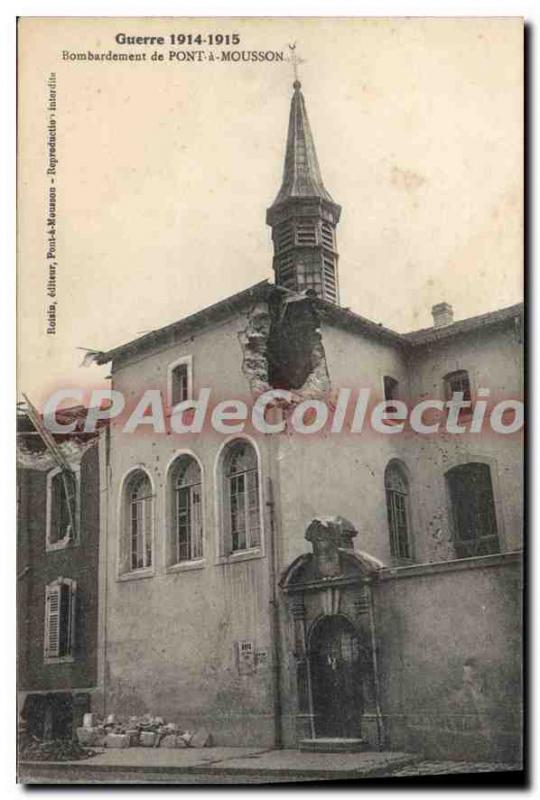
[269,81,337,209]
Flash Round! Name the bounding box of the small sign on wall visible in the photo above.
[236,640,255,675]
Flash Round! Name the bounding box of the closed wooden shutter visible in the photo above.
[44,579,76,659]
[44,583,61,658]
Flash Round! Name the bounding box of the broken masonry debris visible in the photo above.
[75,712,212,750]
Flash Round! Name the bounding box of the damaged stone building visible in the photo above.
[43,79,522,759]
[17,406,101,740]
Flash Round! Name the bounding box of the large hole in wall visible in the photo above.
[239,294,331,396]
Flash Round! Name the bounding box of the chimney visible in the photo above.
[431,302,454,328]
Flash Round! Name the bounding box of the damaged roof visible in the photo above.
[92,280,523,367]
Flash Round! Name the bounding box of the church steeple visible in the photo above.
[267,79,341,304]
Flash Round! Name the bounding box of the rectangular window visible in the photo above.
[447,463,500,558]
[444,370,472,420]
[44,580,76,662]
[171,364,189,405]
[167,356,193,410]
[444,370,471,401]
[383,376,400,417]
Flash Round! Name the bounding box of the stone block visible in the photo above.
[191,728,212,748]
[105,733,131,749]
[140,731,157,747]
[126,729,140,747]
[76,727,106,747]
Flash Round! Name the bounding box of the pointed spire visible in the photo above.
[266,80,342,306]
[271,82,335,208]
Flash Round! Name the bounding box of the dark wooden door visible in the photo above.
[309,616,363,738]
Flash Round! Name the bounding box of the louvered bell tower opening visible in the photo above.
[267,80,342,305]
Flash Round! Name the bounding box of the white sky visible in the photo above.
[18,17,523,403]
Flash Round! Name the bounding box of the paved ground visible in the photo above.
[18,747,522,785]
[392,760,522,777]
[19,747,417,783]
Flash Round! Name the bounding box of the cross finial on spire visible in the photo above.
[288,43,304,88]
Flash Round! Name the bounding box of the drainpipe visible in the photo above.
[96,424,111,717]
[367,580,385,750]
[266,473,283,749]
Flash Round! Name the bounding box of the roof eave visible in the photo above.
[95,280,281,367]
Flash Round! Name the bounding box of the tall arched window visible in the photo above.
[170,455,203,563]
[385,461,411,561]
[125,470,153,572]
[47,468,78,549]
[223,440,261,553]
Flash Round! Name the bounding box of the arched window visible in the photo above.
[223,440,261,553]
[125,470,153,572]
[385,462,411,561]
[446,462,500,558]
[46,467,79,550]
[170,455,203,563]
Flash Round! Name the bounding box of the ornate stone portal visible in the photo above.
[280,517,385,750]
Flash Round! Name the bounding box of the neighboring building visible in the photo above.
[17,407,102,739]
[89,80,522,759]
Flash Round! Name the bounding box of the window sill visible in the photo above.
[166,559,206,574]
[44,655,75,665]
[46,537,78,553]
[216,548,264,565]
[390,556,415,567]
[117,568,155,582]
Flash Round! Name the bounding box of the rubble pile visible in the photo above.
[19,736,97,762]
[76,713,212,750]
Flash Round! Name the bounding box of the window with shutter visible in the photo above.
[44,578,76,662]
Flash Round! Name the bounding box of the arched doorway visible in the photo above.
[309,615,363,739]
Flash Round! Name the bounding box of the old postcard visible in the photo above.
[17,17,523,784]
